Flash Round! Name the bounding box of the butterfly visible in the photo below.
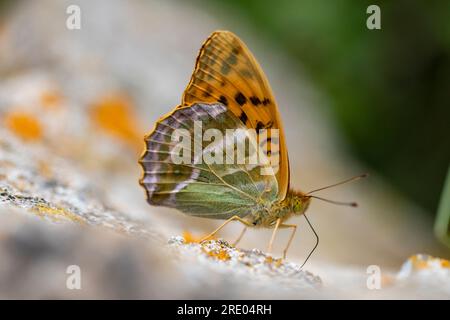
[139,31,364,264]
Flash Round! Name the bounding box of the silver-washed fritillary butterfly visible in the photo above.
[139,31,364,264]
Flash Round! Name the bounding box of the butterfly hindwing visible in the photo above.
[140,103,278,219]
[181,31,290,200]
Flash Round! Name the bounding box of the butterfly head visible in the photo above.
[288,190,311,215]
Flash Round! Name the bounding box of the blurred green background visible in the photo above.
[1,0,448,215]
[211,0,450,214]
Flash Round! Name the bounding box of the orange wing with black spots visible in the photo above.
[180,30,289,200]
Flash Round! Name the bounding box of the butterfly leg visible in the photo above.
[279,223,297,259]
[232,226,247,247]
[200,215,252,243]
[267,218,281,254]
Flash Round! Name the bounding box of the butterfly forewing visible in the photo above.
[181,31,289,200]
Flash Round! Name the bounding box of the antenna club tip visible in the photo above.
[351,202,358,207]
[360,173,369,178]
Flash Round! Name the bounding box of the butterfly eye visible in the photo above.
[292,199,302,213]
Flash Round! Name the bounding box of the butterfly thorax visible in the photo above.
[247,189,311,228]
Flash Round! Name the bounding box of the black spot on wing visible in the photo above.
[226,53,237,65]
[234,92,247,106]
[255,121,274,131]
[239,112,248,125]
[256,121,265,131]
[262,98,271,106]
[218,95,228,106]
[240,69,253,79]
[250,96,261,106]
[221,62,231,75]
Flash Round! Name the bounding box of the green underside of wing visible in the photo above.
[141,103,279,220]
[175,166,277,219]
[175,183,255,219]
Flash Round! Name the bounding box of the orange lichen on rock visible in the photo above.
[265,256,283,267]
[4,111,43,141]
[32,204,85,224]
[441,259,450,268]
[206,248,231,261]
[90,94,143,150]
[183,231,218,244]
[409,255,429,270]
[381,274,395,287]
[183,231,204,243]
[40,90,63,109]
[408,254,450,270]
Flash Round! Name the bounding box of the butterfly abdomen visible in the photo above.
[249,190,311,227]
[245,201,292,228]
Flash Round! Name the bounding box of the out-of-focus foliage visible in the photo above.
[0,0,14,15]
[217,0,450,213]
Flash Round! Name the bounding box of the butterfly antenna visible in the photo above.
[306,173,368,195]
[308,195,358,207]
[300,213,319,269]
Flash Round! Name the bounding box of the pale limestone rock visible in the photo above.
[0,0,448,299]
